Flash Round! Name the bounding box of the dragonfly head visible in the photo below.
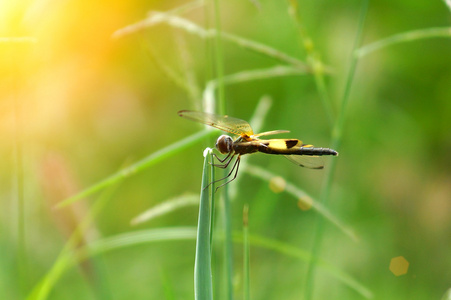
[215,135,233,154]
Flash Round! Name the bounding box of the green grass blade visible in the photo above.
[203,66,310,104]
[56,129,212,208]
[131,194,199,226]
[221,185,233,300]
[219,30,309,69]
[304,1,370,299]
[34,227,369,298]
[26,256,73,300]
[232,233,373,299]
[209,152,216,251]
[194,150,213,300]
[160,268,176,300]
[28,180,122,300]
[142,44,201,105]
[242,205,250,300]
[287,0,335,126]
[243,164,357,241]
[81,228,197,257]
[212,0,225,114]
[112,12,309,69]
[356,27,451,57]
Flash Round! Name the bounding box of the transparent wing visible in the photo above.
[252,130,290,137]
[284,155,325,169]
[178,110,253,137]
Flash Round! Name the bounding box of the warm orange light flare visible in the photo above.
[1,1,157,144]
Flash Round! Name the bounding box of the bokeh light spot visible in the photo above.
[269,176,286,193]
[389,256,409,276]
[297,196,313,211]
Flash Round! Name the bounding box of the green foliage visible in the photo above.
[3,0,451,299]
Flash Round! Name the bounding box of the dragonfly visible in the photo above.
[178,110,338,190]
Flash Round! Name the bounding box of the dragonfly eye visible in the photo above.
[215,135,233,154]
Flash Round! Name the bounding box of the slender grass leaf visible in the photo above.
[142,44,201,104]
[131,194,199,226]
[243,205,250,300]
[203,66,309,105]
[212,0,225,115]
[232,233,373,299]
[221,184,233,300]
[304,1,370,299]
[356,27,451,58]
[194,149,213,300]
[287,0,334,126]
[30,227,369,298]
[243,164,357,242]
[28,181,122,300]
[160,267,176,300]
[56,129,212,208]
[209,153,215,251]
[112,12,309,70]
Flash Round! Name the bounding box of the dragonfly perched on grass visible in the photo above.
[178,110,338,190]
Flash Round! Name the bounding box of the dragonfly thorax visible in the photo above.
[215,135,234,154]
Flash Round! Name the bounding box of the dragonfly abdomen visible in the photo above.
[257,140,338,156]
[294,147,338,156]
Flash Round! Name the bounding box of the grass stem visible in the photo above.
[56,130,213,208]
[303,1,370,299]
[243,205,250,300]
[356,27,451,57]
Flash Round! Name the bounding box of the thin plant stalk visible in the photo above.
[303,1,370,299]
[213,0,225,115]
[243,164,357,241]
[356,27,451,57]
[212,0,231,288]
[68,227,371,299]
[112,13,310,71]
[56,129,213,208]
[221,184,233,300]
[288,0,335,126]
[142,42,200,106]
[233,234,373,299]
[243,205,250,300]
[27,181,122,300]
[131,194,199,226]
[202,66,309,106]
[160,268,176,300]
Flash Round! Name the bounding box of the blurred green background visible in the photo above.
[1,0,451,299]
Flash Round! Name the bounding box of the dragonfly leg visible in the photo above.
[211,153,235,169]
[203,155,240,191]
[214,156,241,192]
[211,151,232,163]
